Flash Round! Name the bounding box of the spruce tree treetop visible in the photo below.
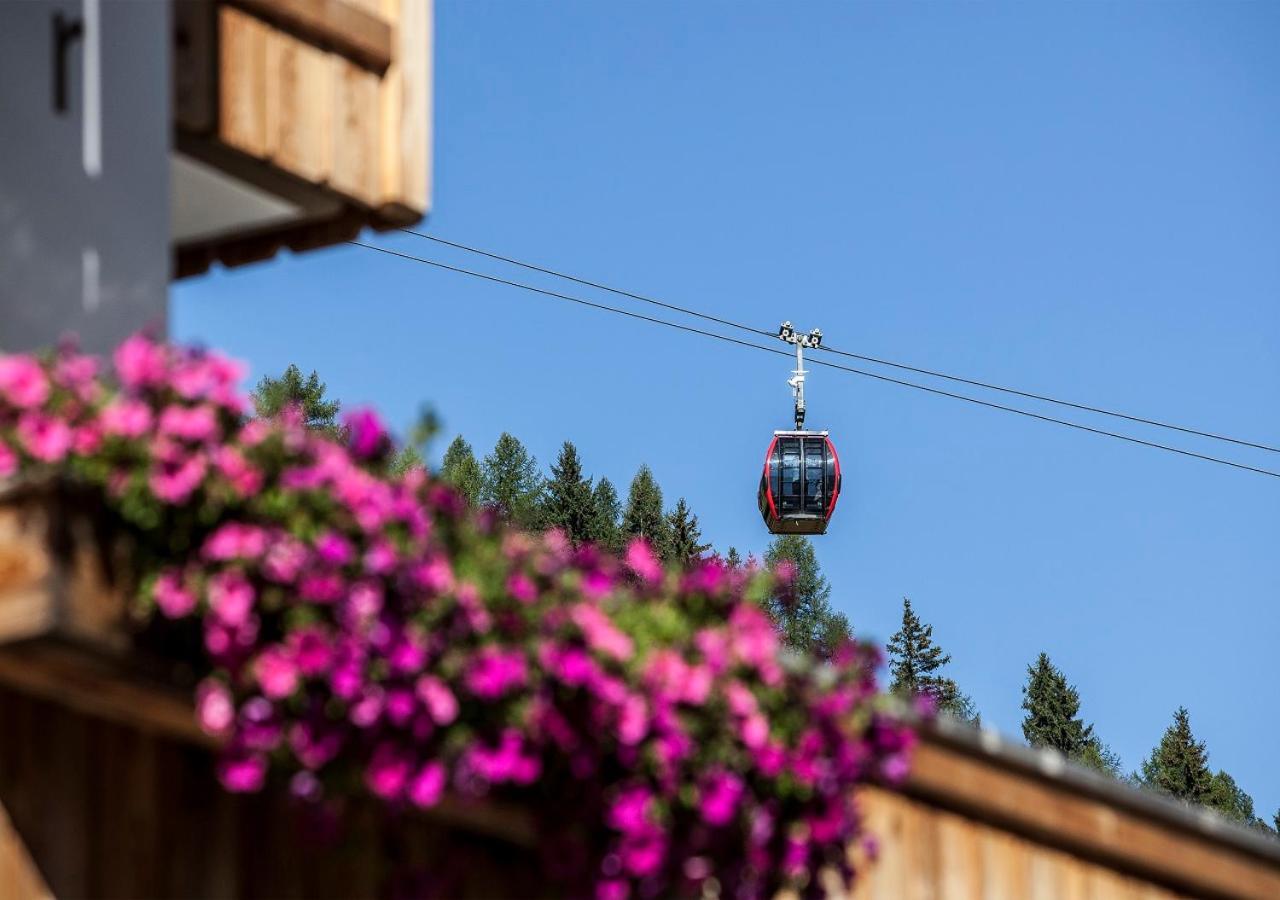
[665,497,711,567]
[886,598,978,723]
[479,433,542,529]
[1020,652,1095,757]
[762,535,850,660]
[252,364,343,437]
[541,441,597,545]
[724,547,743,569]
[589,477,623,554]
[622,464,671,558]
[439,435,484,507]
[1139,707,1213,804]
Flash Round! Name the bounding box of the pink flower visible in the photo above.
[263,536,307,583]
[153,570,197,617]
[158,404,218,442]
[596,880,629,900]
[208,571,255,627]
[606,786,654,834]
[624,539,663,586]
[100,398,154,438]
[0,355,50,408]
[506,571,537,604]
[288,627,334,677]
[113,333,168,389]
[196,679,235,736]
[572,604,634,662]
[217,750,267,793]
[213,447,262,497]
[255,646,300,699]
[366,743,413,800]
[414,556,454,594]
[343,408,386,458]
[618,827,666,877]
[202,523,268,561]
[408,761,446,809]
[699,771,744,826]
[465,647,527,699]
[315,531,354,566]
[150,453,207,503]
[0,443,16,479]
[16,413,72,462]
[617,695,649,745]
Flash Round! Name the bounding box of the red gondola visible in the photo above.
[758,321,842,535]
[758,430,841,534]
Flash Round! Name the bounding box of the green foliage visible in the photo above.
[762,535,851,660]
[886,598,978,724]
[541,441,597,544]
[621,465,671,557]
[251,364,342,436]
[479,433,542,529]
[438,435,483,506]
[589,477,623,553]
[665,497,710,567]
[1205,770,1259,825]
[724,547,743,569]
[1138,707,1212,803]
[389,445,425,476]
[1021,653,1097,758]
[1075,740,1124,778]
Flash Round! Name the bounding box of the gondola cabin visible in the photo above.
[758,430,841,535]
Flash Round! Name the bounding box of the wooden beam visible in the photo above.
[376,0,431,223]
[227,0,393,73]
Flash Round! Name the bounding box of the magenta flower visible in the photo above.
[255,646,300,699]
[505,571,537,604]
[196,679,235,736]
[315,531,355,566]
[158,404,218,443]
[113,333,168,389]
[365,742,412,800]
[100,398,153,438]
[408,761,446,809]
[153,569,197,617]
[0,355,50,408]
[698,771,744,826]
[212,446,262,497]
[572,603,634,662]
[208,570,255,627]
[216,750,267,793]
[343,407,387,458]
[624,539,662,586]
[0,443,16,479]
[150,453,207,503]
[16,413,73,462]
[465,647,528,699]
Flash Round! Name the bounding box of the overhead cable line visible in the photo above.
[396,227,1280,456]
[348,239,1280,480]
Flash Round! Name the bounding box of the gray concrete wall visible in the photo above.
[0,0,169,356]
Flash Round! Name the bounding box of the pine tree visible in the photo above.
[621,465,671,557]
[762,535,850,660]
[887,598,978,723]
[479,433,542,529]
[1272,809,1279,833]
[541,441,597,544]
[665,498,710,567]
[252,364,342,436]
[1139,707,1212,803]
[589,477,623,553]
[389,445,425,475]
[439,435,483,506]
[1021,653,1096,758]
[724,547,743,569]
[1205,770,1259,825]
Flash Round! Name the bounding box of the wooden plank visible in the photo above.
[330,56,381,205]
[904,739,1280,900]
[936,807,983,900]
[0,804,52,900]
[377,0,432,223]
[266,31,333,184]
[173,0,217,134]
[230,0,393,73]
[219,6,270,159]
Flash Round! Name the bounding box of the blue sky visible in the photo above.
[175,2,1280,817]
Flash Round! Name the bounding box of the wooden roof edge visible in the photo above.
[912,714,1280,867]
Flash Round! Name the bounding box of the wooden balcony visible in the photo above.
[171,0,431,277]
[1,484,1277,898]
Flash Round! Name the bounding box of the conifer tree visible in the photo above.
[541,441,597,544]
[887,598,978,723]
[439,435,483,506]
[479,433,542,529]
[589,477,623,553]
[1021,653,1096,758]
[389,445,425,475]
[622,465,671,557]
[1138,707,1212,804]
[252,364,343,436]
[1272,809,1279,833]
[724,547,743,569]
[665,497,710,567]
[1205,770,1260,825]
[763,535,850,660]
